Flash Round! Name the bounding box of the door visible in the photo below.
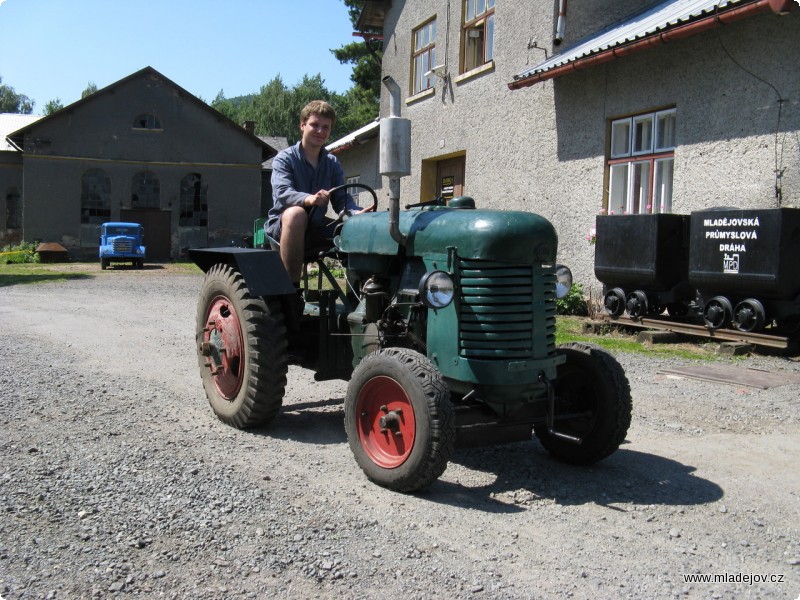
[436,156,465,202]
[121,209,171,261]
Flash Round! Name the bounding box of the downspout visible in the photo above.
[510,0,794,90]
[554,0,567,46]
[380,76,411,247]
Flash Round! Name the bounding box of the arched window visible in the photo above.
[6,188,22,229]
[80,170,111,224]
[131,171,160,209]
[179,173,208,227]
[132,113,162,130]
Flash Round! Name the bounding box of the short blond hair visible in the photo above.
[300,100,336,126]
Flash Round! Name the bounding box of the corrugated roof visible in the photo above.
[1,113,43,151]
[326,119,380,154]
[513,0,747,82]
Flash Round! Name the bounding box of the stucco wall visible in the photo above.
[378,1,800,290]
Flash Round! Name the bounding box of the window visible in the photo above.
[462,0,495,73]
[132,113,162,130]
[5,189,21,229]
[607,108,676,214]
[131,171,160,209]
[179,173,208,226]
[412,19,437,95]
[80,170,111,224]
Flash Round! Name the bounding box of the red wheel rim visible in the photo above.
[202,295,244,400]
[355,376,416,468]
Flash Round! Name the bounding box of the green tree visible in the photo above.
[43,99,64,116]
[0,76,34,113]
[331,0,381,111]
[81,82,98,99]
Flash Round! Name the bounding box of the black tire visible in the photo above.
[344,348,455,493]
[100,258,108,270]
[196,263,287,428]
[534,342,631,464]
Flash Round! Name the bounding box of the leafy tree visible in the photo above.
[0,76,34,113]
[43,99,64,116]
[81,82,98,99]
[331,0,381,109]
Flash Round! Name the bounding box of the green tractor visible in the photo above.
[189,79,631,493]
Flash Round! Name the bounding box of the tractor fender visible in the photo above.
[189,248,295,297]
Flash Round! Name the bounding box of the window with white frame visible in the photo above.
[462,0,495,73]
[607,108,676,215]
[412,19,437,95]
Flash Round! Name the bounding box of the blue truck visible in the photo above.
[99,222,146,270]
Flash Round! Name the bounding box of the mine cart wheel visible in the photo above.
[196,263,288,428]
[603,288,626,318]
[344,347,455,492]
[534,342,632,465]
[733,298,766,333]
[625,291,648,318]
[703,296,733,330]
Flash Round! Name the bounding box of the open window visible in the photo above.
[461,0,495,74]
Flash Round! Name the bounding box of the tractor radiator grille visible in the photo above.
[458,259,556,360]
[112,239,133,253]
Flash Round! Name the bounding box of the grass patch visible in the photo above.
[0,262,93,287]
[556,315,717,360]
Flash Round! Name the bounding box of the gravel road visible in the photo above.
[1,265,798,599]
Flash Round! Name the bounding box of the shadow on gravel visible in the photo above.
[0,273,93,286]
[249,397,347,445]
[421,443,723,512]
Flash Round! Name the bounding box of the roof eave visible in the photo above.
[509,0,791,90]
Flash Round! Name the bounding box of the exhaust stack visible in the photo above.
[380,76,411,247]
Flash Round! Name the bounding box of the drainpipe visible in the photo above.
[380,76,411,247]
[554,0,567,46]
[510,0,794,90]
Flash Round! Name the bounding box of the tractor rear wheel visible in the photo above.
[196,263,287,428]
[344,348,454,492]
[534,342,631,464]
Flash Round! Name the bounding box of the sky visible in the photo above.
[0,0,359,113]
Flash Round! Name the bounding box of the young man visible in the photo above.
[266,100,363,286]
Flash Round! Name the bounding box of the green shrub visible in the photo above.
[1,241,40,264]
[556,282,588,316]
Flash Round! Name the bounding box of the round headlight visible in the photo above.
[419,270,455,309]
[555,264,573,299]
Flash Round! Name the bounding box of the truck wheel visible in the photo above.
[534,342,631,465]
[344,348,455,493]
[100,258,108,270]
[196,263,287,428]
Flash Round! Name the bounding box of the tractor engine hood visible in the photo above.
[339,207,559,264]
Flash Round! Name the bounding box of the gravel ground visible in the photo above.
[0,264,798,599]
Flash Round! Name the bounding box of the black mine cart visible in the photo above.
[594,214,693,319]
[689,208,800,332]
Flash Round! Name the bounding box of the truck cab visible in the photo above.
[99,222,146,270]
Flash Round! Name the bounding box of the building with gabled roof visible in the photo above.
[4,67,277,259]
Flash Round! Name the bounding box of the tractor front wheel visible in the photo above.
[534,342,631,464]
[196,263,288,428]
[344,348,455,492]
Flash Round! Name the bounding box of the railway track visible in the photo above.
[590,314,797,351]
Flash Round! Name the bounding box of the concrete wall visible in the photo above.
[377,1,800,290]
[0,152,24,246]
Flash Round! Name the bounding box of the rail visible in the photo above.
[592,315,794,350]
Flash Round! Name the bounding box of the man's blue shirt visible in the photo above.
[266,142,357,239]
